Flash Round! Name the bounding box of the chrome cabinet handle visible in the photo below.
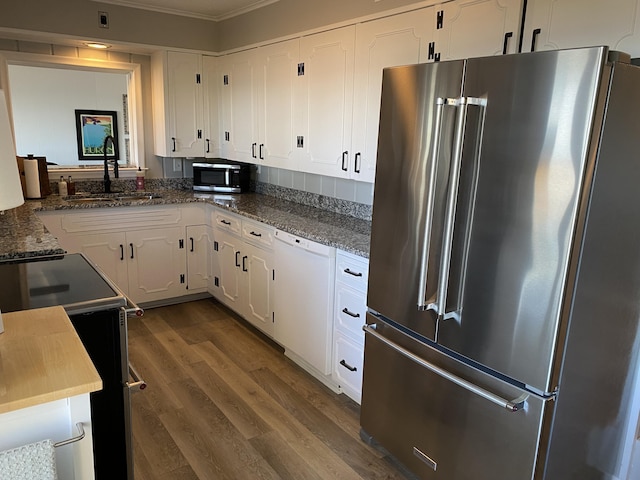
[363,325,529,412]
[344,268,362,277]
[339,359,357,372]
[342,307,360,318]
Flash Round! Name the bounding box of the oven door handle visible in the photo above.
[123,298,144,318]
[126,364,147,392]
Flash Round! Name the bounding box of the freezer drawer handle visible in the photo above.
[363,325,528,412]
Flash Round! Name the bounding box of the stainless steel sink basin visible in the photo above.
[65,193,163,203]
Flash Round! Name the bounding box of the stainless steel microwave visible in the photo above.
[192,161,251,193]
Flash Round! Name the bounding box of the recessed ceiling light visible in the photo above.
[84,42,111,49]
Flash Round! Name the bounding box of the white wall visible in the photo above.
[8,65,128,166]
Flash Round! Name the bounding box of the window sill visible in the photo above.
[47,167,143,180]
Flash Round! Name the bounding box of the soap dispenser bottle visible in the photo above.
[58,176,68,196]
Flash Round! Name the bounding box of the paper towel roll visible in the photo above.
[24,159,41,199]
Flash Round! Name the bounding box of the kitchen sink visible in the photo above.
[65,193,163,203]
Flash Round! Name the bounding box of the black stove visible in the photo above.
[0,253,126,314]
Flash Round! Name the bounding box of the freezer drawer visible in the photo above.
[360,317,552,480]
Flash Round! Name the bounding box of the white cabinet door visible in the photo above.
[214,227,243,311]
[126,226,186,304]
[242,241,275,337]
[202,55,220,159]
[298,26,356,178]
[219,50,259,163]
[152,51,209,157]
[351,8,435,183]
[436,0,524,60]
[63,231,129,292]
[522,0,640,57]
[186,225,211,294]
[257,39,300,170]
[167,51,204,157]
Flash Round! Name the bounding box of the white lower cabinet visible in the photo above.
[125,226,185,304]
[186,224,213,293]
[36,206,204,305]
[333,250,369,403]
[212,210,275,337]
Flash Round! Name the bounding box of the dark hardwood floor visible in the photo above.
[128,298,409,479]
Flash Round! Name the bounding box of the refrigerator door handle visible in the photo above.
[436,96,486,322]
[417,97,447,311]
[363,324,527,412]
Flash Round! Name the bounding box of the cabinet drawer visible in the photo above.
[333,333,364,404]
[242,218,274,249]
[336,251,369,293]
[214,210,241,235]
[335,285,366,342]
[60,206,182,234]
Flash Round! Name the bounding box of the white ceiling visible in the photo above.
[93,0,281,21]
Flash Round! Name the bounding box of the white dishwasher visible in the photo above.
[273,229,336,376]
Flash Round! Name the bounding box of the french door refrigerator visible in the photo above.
[361,46,640,480]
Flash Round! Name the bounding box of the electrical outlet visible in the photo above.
[99,11,109,28]
[173,158,183,172]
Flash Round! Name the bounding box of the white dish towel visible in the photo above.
[0,439,58,480]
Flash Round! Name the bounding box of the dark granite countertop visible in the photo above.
[0,203,65,261]
[9,190,371,259]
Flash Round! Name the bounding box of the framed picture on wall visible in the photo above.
[74,109,119,161]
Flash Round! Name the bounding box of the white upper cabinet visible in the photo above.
[297,25,356,178]
[219,40,298,168]
[522,0,640,57]
[350,8,435,183]
[151,51,205,157]
[202,55,221,158]
[256,39,299,170]
[219,49,259,163]
[435,0,524,60]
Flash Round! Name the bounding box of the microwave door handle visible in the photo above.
[436,97,487,322]
[417,97,446,312]
[225,169,230,187]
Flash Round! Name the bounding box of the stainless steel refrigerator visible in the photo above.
[361,46,640,480]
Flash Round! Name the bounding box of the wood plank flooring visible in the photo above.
[128,298,410,480]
